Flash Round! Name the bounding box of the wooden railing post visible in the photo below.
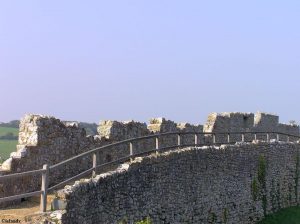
[92,152,97,177]
[241,134,245,142]
[129,142,133,162]
[194,134,198,146]
[254,133,257,141]
[40,164,49,213]
[155,137,159,155]
[266,133,270,142]
[212,134,216,144]
[177,134,181,149]
[277,134,280,141]
[227,133,230,143]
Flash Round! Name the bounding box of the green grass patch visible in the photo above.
[0,140,18,162]
[136,217,152,224]
[258,206,300,224]
[0,127,18,162]
[0,127,18,137]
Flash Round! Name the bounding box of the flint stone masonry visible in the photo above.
[253,112,299,141]
[0,111,299,211]
[148,118,178,133]
[252,113,299,141]
[147,118,203,149]
[253,113,280,140]
[148,118,178,148]
[0,114,100,207]
[204,112,254,132]
[96,119,202,166]
[56,142,300,224]
[254,112,279,129]
[97,120,150,141]
[1,115,198,207]
[11,115,96,175]
[95,120,152,167]
[177,122,204,145]
[204,112,255,143]
[204,112,299,143]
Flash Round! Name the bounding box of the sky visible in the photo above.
[0,1,300,124]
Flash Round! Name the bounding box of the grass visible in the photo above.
[258,206,300,224]
[0,127,19,137]
[0,140,18,162]
[136,217,152,224]
[0,127,19,162]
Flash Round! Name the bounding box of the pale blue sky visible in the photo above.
[0,1,299,124]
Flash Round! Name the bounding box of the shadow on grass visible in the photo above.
[258,206,300,224]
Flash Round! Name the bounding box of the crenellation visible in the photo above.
[98,120,150,141]
[204,112,255,142]
[277,123,299,141]
[147,117,178,133]
[177,122,204,145]
[147,117,178,148]
[203,112,299,143]
[254,112,279,129]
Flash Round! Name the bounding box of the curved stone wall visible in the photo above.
[0,115,201,207]
[57,142,300,224]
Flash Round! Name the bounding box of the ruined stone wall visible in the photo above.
[0,116,156,207]
[0,115,202,207]
[204,112,299,142]
[203,112,255,142]
[146,118,203,149]
[1,111,299,211]
[96,118,203,165]
[253,113,279,140]
[56,142,300,224]
[0,115,101,207]
[204,112,254,132]
[254,113,279,129]
[177,122,204,145]
[96,118,202,168]
[147,118,178,148]
[278,123,299,141]
[253,113,300,141]
[96,120,152,170]
[98,120,149,141]
[9,116,97,175]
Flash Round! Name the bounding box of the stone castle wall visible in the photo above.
[0,111,299,209]
[0,115,101,207]
[203,112,254,142]
[96,120,151,167]
[0,115,201,207]
[204,112,299,143]
[56,142,300,224]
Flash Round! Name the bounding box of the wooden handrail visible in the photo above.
[49,131,299,170]
[0,191,42,203]
[0,168,44,181]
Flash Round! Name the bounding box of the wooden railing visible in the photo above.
[0,131,299,212]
